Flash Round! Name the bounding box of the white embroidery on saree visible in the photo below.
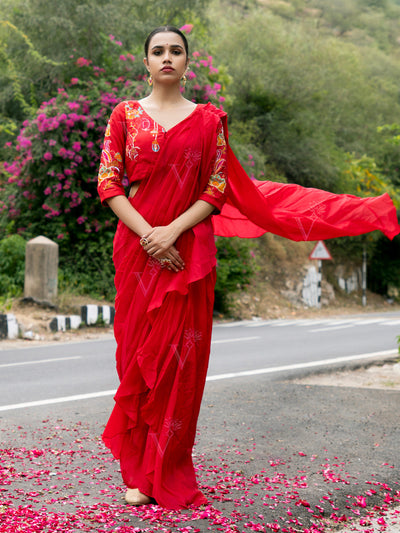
[150,418,183,457]
[134,258,161,296]
[295,203,327,241]
[170,329,202,370]
[169,149,202,189]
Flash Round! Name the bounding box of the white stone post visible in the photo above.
[24,236,58,305]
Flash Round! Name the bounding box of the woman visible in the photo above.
[98,26,399,510]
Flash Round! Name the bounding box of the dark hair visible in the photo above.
[144,26,189,58]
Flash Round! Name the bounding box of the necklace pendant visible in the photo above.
[152,141,160,152]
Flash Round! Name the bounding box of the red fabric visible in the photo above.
[213,145,400,241]
[102,104,225,510]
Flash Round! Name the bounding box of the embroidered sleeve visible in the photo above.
[199,120,228,213]
[97,102,127,205]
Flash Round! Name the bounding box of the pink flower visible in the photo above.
[180,24,194,34]
[115,40,122,46]
[44,187,51,195]
[76,57,91,67]
[43,152,53,161]
[119,54,127,61]
[70,77,79,85]
[49,139,57,146]
[17,136,32,149]
[109,34,115,41]
[77,216,86,224]
[355,496,367,507]
[57,234,64,239]
[192,51,200,58]
[72,141,81,152]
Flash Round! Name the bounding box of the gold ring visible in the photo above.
[160,258,172,266]
[140,237,149,247]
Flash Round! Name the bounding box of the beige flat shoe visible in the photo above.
[125,488,151,506]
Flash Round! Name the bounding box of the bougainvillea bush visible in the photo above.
[0,33,228,298]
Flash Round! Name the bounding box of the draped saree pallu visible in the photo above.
[98,100,400,511]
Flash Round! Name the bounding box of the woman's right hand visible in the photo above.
[155,245,185,272]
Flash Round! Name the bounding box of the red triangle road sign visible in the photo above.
[309,240,332,260]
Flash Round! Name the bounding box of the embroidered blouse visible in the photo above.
[97,100,228,213]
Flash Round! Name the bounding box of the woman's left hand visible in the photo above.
[141,225,180,258]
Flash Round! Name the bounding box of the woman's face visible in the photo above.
[144,31,188,86]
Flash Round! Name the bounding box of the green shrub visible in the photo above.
[58,230,116,301]
[0,234,26,296]
[214,237,256,314]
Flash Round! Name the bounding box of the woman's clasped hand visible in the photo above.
[140,226,185,272]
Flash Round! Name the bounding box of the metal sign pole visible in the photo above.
[362,245,367,307]
[317,259,322,309]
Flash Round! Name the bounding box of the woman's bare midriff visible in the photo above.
[129,183,140,198]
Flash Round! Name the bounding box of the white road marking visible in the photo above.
[0,349,397,412]
[211,336,260,344]
[0,390,116,412]
[215,317,399,330]
[309,324,355,333]
[206,349,397,381]
[0,356,81,368]
[215,320,255,328]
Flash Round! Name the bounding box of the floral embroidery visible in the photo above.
[98,146,123,190]
[125,101,142,120]
[203,121,227,198]
[125,103,141,161]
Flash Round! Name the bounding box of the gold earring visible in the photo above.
[147,75,153,86]
[181,74,187,87]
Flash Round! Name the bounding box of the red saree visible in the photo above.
[100,102,227,509]
[98,101,399,511]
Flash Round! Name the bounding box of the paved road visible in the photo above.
[0,312,399,410]
[1,311,400,532]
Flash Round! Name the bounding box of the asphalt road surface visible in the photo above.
[0,311,399,410]
[1,311,400,532]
